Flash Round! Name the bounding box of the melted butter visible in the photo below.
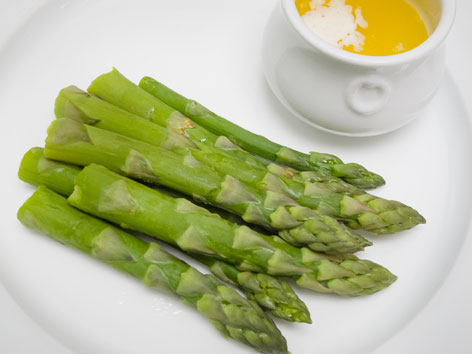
[295,0,429,56]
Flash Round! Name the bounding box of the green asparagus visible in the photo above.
[192,254,311,323]
[44,118,369,253]
[18,186,288,354]
[55,86,196,152]
[17,146,396,295]
[55,86,371,253]
[87,70,377,190]
[18,148,312,323]
[85,70,424,234]
[138,76,385,189]
[67,164,397,296]
[89,69,363,186]
[87,69,266,169]
[46,113,425,237]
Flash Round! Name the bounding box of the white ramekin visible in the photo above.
[262,0,456,136]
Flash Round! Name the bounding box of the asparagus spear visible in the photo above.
[67,163,396,296]
[18,148,312,323]
[18,186,288,354]
[138,76,386,189]
[193,255,311,324]
[55,86,371,252]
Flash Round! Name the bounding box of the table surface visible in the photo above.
[0,1,470,353]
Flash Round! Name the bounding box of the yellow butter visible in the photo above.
[295,0,429,56]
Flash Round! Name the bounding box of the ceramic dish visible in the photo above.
[262,0,456,136]
[0,1,471,353]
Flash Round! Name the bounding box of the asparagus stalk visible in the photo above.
[18,186,288,354]
[18,148,311,323]
[67,163,397,296]
[55,87,371,252]
[138,76,386,189]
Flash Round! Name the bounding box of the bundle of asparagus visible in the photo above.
[17,69,425,353]
[19,148,311,325]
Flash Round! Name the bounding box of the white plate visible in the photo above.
[1,1,471,353]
